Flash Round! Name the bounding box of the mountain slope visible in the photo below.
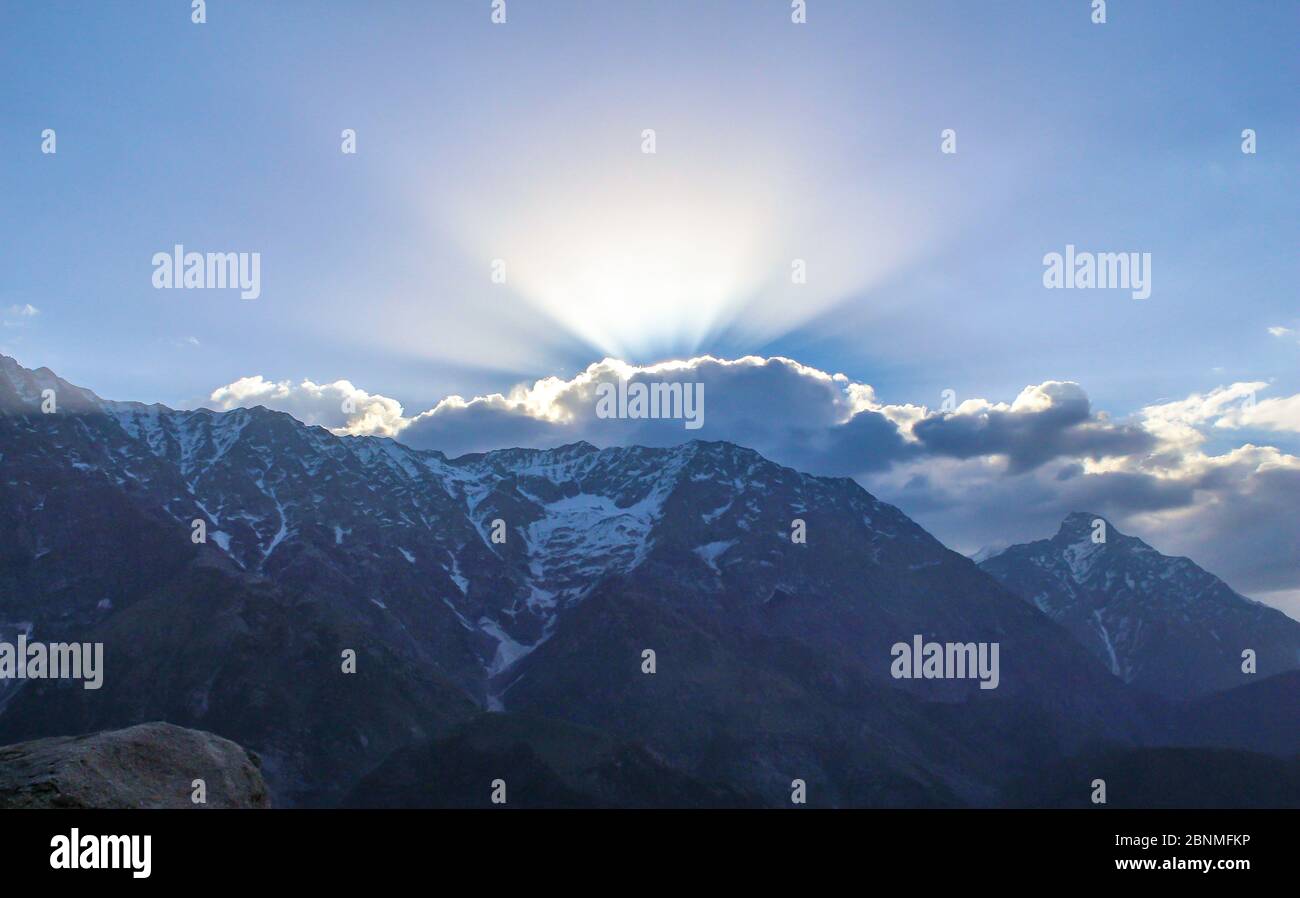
[979,513,1300,698]
[1172,671,1300,756]
[1001,746,1300,809]
[0,355,1194,805]
[345,712,763,808]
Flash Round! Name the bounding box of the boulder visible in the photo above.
[0,721,271,808]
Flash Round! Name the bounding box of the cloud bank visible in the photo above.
[204,356,1300,615]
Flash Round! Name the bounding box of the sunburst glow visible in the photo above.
[423,124,934,364]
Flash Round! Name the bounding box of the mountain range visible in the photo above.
[979,513,1300,699]
[0,354,1295,807]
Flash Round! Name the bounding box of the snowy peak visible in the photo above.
[1053,511,1150,551]
[1054,510,1108,541]
[6,355,896,697]
[989,512,1236,606]
[8,354,1296,808]
[980,513,1300,697]
[0,354,104,412]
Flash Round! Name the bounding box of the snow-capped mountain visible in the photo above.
[1,354,1117,704]
[1,354,697,704]
[2,354,1290,806]
[979,512,1300,699]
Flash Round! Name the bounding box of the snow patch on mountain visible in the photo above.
[980,512,1300,697]
[479,617,536,681]
[694,540,737,574]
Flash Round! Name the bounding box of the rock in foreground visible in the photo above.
[0,722,271,809]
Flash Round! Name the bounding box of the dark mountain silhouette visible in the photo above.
[0,355,1293,807]
[979,513,1300,699]
[1170,670,1300,756]
[344,712,762,808]
[1001,746,1300,809]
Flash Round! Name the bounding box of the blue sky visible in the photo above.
[3,1,1295,410]
[2,1,1298,610]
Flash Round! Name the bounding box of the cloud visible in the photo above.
[1221,396,1300,433]
[374,358,1148,480]
[203,356,1300,607]
[198,357,1206,478]
[1140,382,1300,435]
[910,381,1154,473]
[1122,445,1300,596]
[881,387,1300,601]
[208,375,407,438]
[2,304,40,328]
[379,356,931,473]
[1268,325,1296,338]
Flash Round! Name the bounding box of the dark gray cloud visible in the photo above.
[911,381,1155,473]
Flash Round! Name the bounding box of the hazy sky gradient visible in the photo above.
[2,1,1297,609]
[3,1,1295,410]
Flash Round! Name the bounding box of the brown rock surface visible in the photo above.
[0,722,271,808]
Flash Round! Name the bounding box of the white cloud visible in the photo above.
[208,376,407,438]
[1140,381,1300,436]
[203,357,1300,607]
[1219,394,1300,433]
[204,355,1013,469]
[202,357,1184,473]
[2,304,40,327]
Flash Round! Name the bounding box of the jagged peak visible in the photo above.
[0,355,106,411]
[1051,512,1167,558]
[547,440,600,457]
[1055,511,1135,549]
[681,438,755,456]
[1057,511,1110,535]
[1,356,870,511]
